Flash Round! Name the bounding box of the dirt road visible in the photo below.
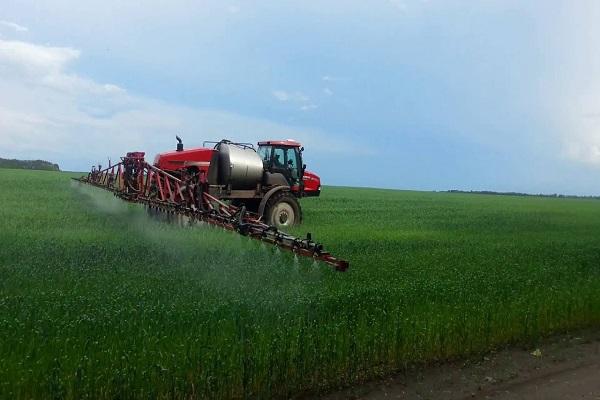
[318,330,600,400]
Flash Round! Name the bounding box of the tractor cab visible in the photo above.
[257,139,321,197]
[257,140,304,187]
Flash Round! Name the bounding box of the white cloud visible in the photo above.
[387,0,408,11]
[272,89,317,111]
[0,39,361,170]
[0,39,78,74]
[271,90,290,102]
[560,105,600,166]
[321,75,348,82]
[323,87,333,96]
[227,5,240,14]
[544,4,600,168]
[0,20,28,33]
[271,90,309,103]
[0,39,126,97]
[565,142,600,166]
[300,104,317,111]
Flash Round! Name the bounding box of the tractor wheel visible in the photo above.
[264,191,302,228]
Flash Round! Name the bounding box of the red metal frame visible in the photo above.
[76,153,349,271]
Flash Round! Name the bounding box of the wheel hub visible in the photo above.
[272,202,295,227]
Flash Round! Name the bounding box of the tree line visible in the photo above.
[0,158,60,171]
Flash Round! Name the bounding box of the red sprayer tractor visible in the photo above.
[75,137,349,271]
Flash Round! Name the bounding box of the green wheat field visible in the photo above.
[1,168,599,399]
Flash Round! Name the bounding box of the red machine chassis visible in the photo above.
[74,155,349,271]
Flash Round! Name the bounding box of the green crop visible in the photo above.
[1,169,599,399]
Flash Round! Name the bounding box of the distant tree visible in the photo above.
[0,158,60,171]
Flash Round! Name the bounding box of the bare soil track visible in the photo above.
[317,330,600,400]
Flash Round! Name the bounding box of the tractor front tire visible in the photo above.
[264,191,302,228]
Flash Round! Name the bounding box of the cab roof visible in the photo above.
[257,139,302,147]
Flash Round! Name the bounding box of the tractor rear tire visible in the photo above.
[264,191,302,228]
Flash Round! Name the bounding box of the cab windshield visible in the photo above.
[258,145,301,182]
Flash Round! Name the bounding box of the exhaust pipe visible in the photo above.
[176,135,183,152]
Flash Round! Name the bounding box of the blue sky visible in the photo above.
[1,1,599,194]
